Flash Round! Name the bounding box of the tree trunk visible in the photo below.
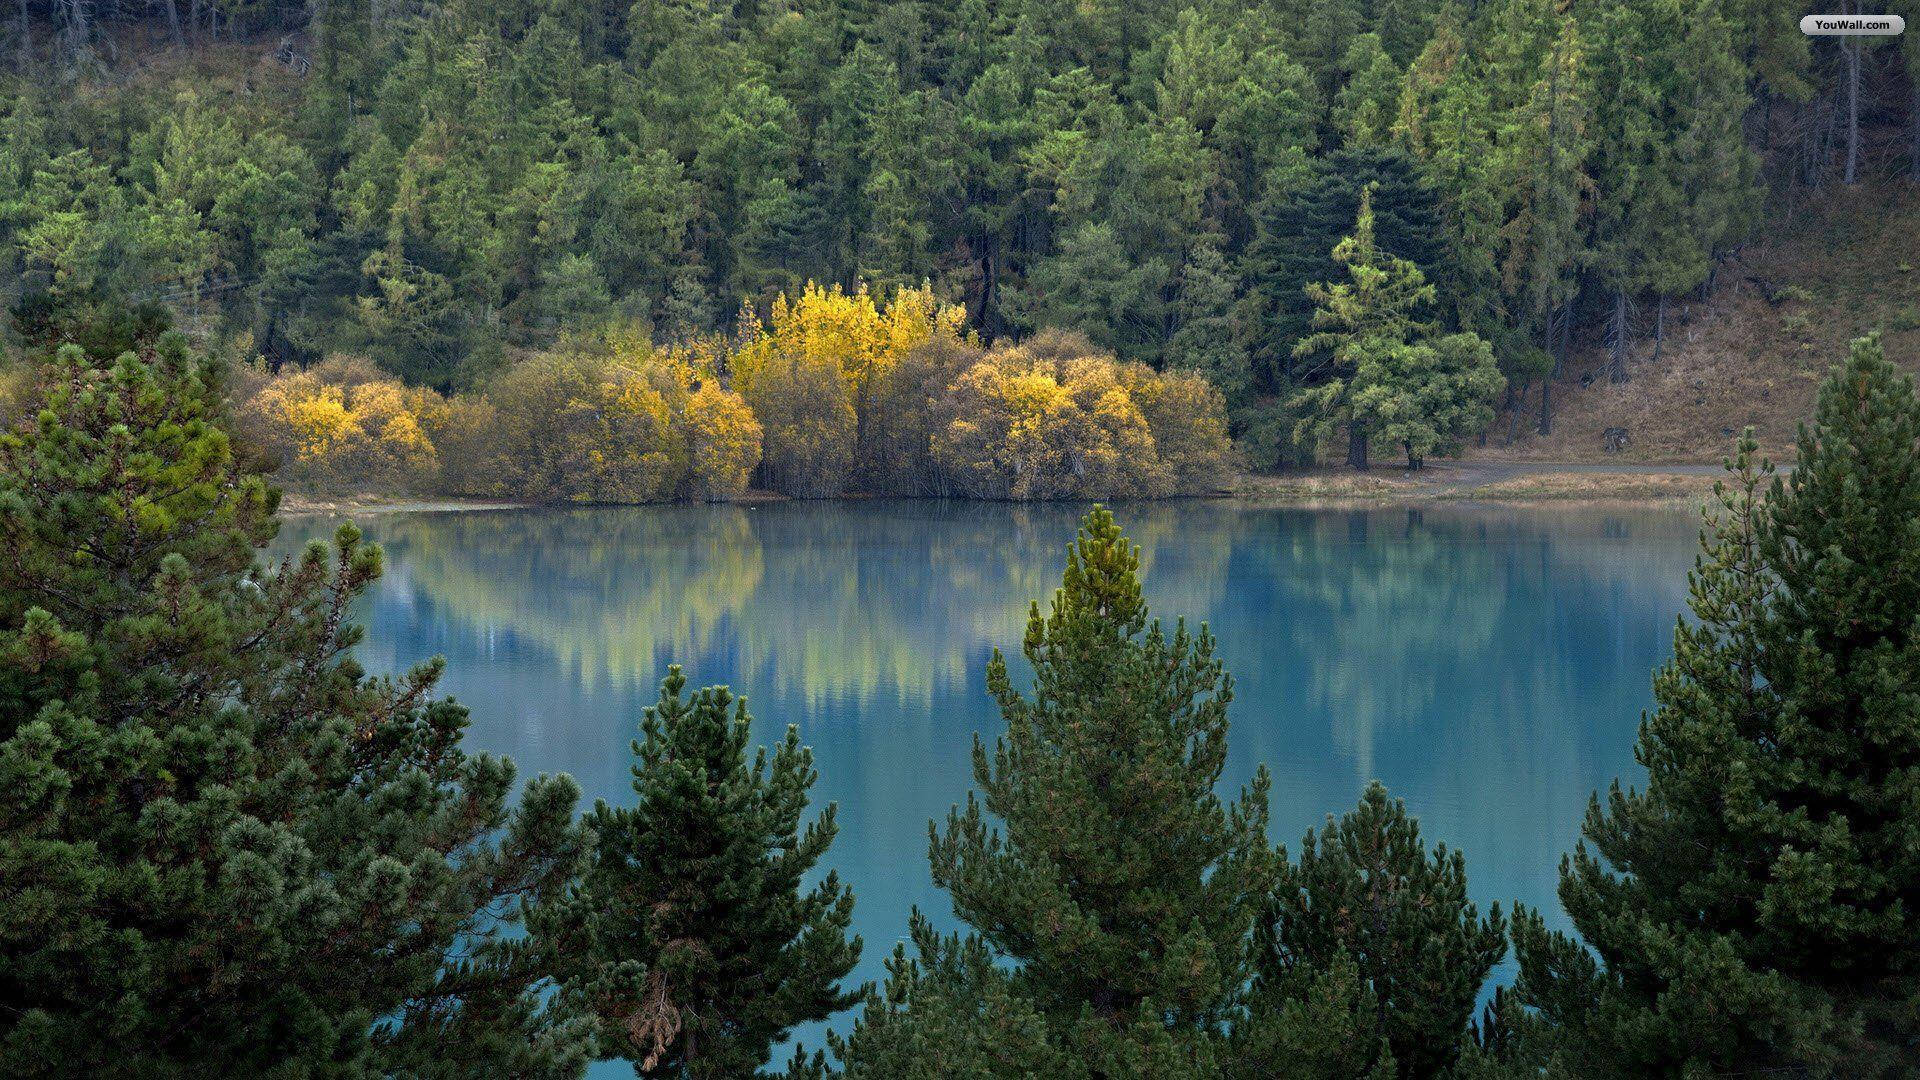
[1540,303,1567,437]
[1845,27,1861,185]
[1552,300,1571,378]
[1404,442,1421,470]
[160,0,182,47]
[1608,288,1628,384]
[1507,384,1520,443]
[16,0,29,66]
[1348,422,1369,471]
[1651,294,1666,365]
[1911,75,1919,182]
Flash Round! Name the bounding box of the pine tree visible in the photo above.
[1350,331,1505,469]
[1486,3,1592,433]
[925,506,1276,1073]
[0,328,588,1076]
[544,667,861,1079]
[1238,145,1444,395]
[1167,239,1251,409]
[1290,186,1439,469]
[1334,34,1405,150]
[1510,336,1920,1076]
[1259,782,1507,1079]
[822,912,1077,1080]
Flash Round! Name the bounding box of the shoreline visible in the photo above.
[277,462,1727,517]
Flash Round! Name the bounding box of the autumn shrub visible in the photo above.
[240,354,441,490]
[861,336,986,495]
[931,329,1230,500]
[733,281,967,496]
[741,348,857,497]
[684,381,763,501]
[476,353,645,502]
[1120,364,1237,491]
[425,392,506,496]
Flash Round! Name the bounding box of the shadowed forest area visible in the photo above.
[2,1,1918,497]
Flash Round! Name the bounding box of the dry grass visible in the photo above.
[1474,184,1920,465]
[1228,469,1425,501]
[1458,471,1717,502]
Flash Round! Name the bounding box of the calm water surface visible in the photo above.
[279,499,1700,1065]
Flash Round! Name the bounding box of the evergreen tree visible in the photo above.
[1334,34,1404,150]
[1350,331,1505,469]
[1290,186,1438,469]
[1238,146,1444,395]
[1490,3,1592,432]
[1167,239,1251,408]
[544,667,861,1079]
[1259,782,1507,1078]
[822,912,1077,1080]
[0,328,588,1076]
[925,506,1276,1073]
[1510,335,1920,1076]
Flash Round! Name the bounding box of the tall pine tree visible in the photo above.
[1290,186,1440,470]
[1509,335,1920,1076]
[0,327,588,1076]
[923,506,1276,1074]
[543,667,861,1079]
[1259,782,1507,1078]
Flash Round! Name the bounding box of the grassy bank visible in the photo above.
[278,463,1724,517]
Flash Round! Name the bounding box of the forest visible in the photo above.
[2,0,1917,497]
[4,319,1920,1078]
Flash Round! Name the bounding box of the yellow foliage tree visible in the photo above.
[732,281,966,495]
[685,381,764,501]
[477,333,760,503]
[240,355,441,489]
[931,329,1232,500]
[1120,365,1237,491]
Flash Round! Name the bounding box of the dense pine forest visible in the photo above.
[2,0,1917,496]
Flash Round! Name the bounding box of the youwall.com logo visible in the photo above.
[1800,13,1906,36]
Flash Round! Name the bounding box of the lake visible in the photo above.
[277,498,1702,1065]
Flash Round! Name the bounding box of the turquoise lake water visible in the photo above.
[279,498,1702,1068]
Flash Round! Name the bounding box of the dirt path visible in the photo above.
[1229,458,1732,505]
[1425,459,1725,491]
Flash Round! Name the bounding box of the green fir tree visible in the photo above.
[923,506,1276,1074]
[1259,782,1507,1078]
[1510,335,1920,1076]
[544,667,861,1079]
[0,327,588,1077]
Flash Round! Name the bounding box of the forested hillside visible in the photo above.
[2,0,1917,485]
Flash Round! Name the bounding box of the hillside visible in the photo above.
[1472,184,1920,465]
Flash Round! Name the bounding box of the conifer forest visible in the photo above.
[4,1,1920,1077]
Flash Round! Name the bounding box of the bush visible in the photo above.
[469,337,761,503]
[743,348,858,497]
[1121,364,1237,491]
[932,329,1229,500]
[862,336,986,495]
[685,380,764,501]
[733,282,968,496]
[239,354,442,490]
[427,392,507,495]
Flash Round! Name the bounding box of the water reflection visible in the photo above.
[277,498,1699,1058]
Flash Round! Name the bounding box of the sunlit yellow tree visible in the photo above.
[732,281,966,495]
[932,330,1232,501]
